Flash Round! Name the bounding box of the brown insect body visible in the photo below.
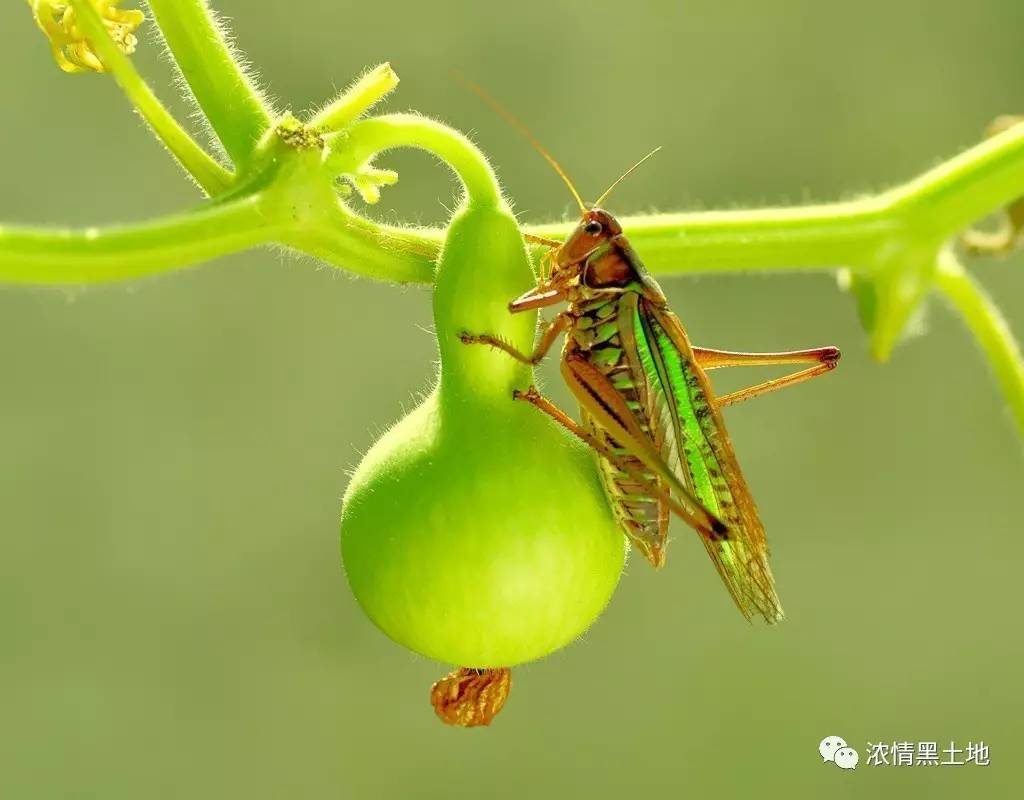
[457,94,839,620]
[515,211,777,620]
[545,211,675,567]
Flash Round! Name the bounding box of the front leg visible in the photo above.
[460,313,569,365]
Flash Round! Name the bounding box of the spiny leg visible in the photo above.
[693,345,840,370]
[513,386,728,544]
[692,345,840,407]
[460,313,569,365]
[715,362,839,407]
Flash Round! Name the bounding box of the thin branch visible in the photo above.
[935,251,1024,437]
[68,0,231,194]
[147,0,274,167]
[0,194,276,284]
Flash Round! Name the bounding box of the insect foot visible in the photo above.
[512,386,542,402]
[459,330,508,351]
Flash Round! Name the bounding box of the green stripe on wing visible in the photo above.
[633,299,782,622]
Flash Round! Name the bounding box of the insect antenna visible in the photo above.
[454,72,587,213]
[593,147,663,208]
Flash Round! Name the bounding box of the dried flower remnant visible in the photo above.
[28,0,144,73]
[430,668,512,727]
[275,116,326,151]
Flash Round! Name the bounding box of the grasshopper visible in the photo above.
[461,138,839,623]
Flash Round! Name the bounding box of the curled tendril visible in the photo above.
[962,116,1024,256]
[29,0,144,73]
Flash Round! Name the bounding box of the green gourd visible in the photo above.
[340,201,626,668]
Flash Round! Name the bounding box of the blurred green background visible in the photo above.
[1,1,1022,797]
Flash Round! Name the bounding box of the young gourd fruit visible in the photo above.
[340,202,626,676]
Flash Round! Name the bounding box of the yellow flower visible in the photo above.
[29,1,144,73]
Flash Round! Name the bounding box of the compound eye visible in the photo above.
[583,219,603,236]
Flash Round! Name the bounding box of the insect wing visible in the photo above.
[560,356,729,547]
[631,297,784,623]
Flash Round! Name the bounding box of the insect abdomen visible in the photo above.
[570,293,669,566]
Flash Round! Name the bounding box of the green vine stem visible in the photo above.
[531,202,893,275]
[68,0,232,194]
[286,113,504,282]
[6,123,1024,281]
[529,121,1024,274]
[146,0,272,168]
[6,121,1023,283]
[6,1,1024,436]
[0,194,275,283]
[282,214,438,285]
[935,250,1024,435]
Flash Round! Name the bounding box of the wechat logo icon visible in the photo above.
[820,736,859,770]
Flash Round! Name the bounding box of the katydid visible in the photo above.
[461,141,839,624]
